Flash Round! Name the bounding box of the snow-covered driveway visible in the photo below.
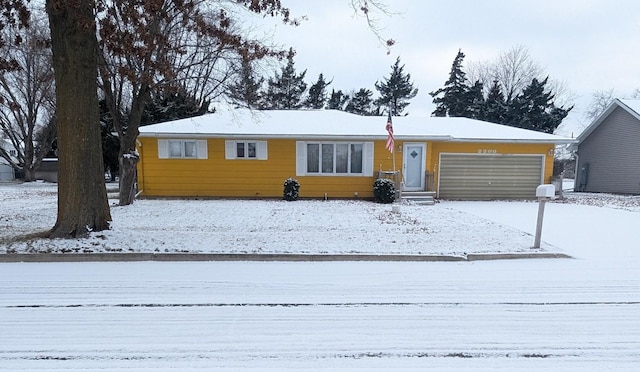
[1,257,639,371]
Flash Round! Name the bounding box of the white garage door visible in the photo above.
[438,153,544,200]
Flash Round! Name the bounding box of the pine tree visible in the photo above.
[482,79,508,124]
[263,56,307,109]
[141,89,210,125]
[430,49,472,117]
[374,57,418,116]
[305,73,331,109]
[345,88,376,116]
[506,77,572,133]
[327,89,349,110]
[465,80,485,119]
[226,59,265,109]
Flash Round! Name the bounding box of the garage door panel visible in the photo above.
[438,154,543,200]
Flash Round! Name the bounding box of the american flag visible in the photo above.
[385,111,394,153]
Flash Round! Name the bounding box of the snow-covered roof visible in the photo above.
[138,109,575,144]
[577,98,640,142]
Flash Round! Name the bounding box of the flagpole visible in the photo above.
[392,130,396,174]
[386,107,398,192]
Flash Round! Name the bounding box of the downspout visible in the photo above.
[573,151,579,192]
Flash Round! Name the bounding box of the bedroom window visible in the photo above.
[236,141,257,158]
[225,140,267,160]
[157,139,208,159]
[169,140,197,158]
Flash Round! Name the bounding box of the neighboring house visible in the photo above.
[0,139,16,181]
[575,99,640,194]
[137,109,574,200]
[35,158,58,183]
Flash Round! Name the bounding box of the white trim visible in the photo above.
[196,140,208,159]
[295,141,306,176]
[256,141,268,160]
[158,139,169,159]
[363,142,374,177]
[402,142,427,191]
[577,98,640,143]
[225,140,235,159]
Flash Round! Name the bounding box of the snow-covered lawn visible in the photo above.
[1,181,639,370]
[0,181,564,256]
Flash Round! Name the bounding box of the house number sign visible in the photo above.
[477,149,498,154]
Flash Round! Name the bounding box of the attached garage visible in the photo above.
[438,153,544,200]
[137,110,575,200]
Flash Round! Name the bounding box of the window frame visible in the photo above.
[225,140,267,160]
[169,140,198,158]
[296,141,373,177]
[157,139,208,159]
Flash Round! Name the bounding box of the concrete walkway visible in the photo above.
[0,252,571,263]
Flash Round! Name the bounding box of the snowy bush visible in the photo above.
[373,178,396,204]
[283,178,300,201]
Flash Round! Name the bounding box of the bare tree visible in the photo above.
[584,88,616,122]
[97,0,292,206]
[0,11,56,181]
[467,45,574,107]
[350,0,396,53]
[0,0,390,238]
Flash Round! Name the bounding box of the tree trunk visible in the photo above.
[118,87,148,206]
[46,0,111,238]
[23,167,36,182]
[118,146,139,206]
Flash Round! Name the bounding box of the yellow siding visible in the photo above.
[138,138,382,198]
[137,137,555,199]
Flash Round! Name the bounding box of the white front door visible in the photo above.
[403,143,426,191]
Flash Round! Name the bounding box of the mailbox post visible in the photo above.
[533,184,556,249]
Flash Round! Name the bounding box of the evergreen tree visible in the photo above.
[465,80,485,119]
[481,79,508,124]
[430,49,472,117]
[374,56,418,116]
[327,89,349,110]
[263,56,307,109]
[141,89,210,125]
[226,59,265,109]
[506,77,572,133]
[345,88,376,116]
[305,73,331,109]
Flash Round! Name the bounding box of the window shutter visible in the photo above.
[257,141,268,160]
[296,141,306,176]
[363,142,374,176]
[225,140,235,159]
[158,139,169,159]
[196,140,208,159]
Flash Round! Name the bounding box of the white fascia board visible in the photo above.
[449,137,577,144]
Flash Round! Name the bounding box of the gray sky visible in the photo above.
[255,0,640,137]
